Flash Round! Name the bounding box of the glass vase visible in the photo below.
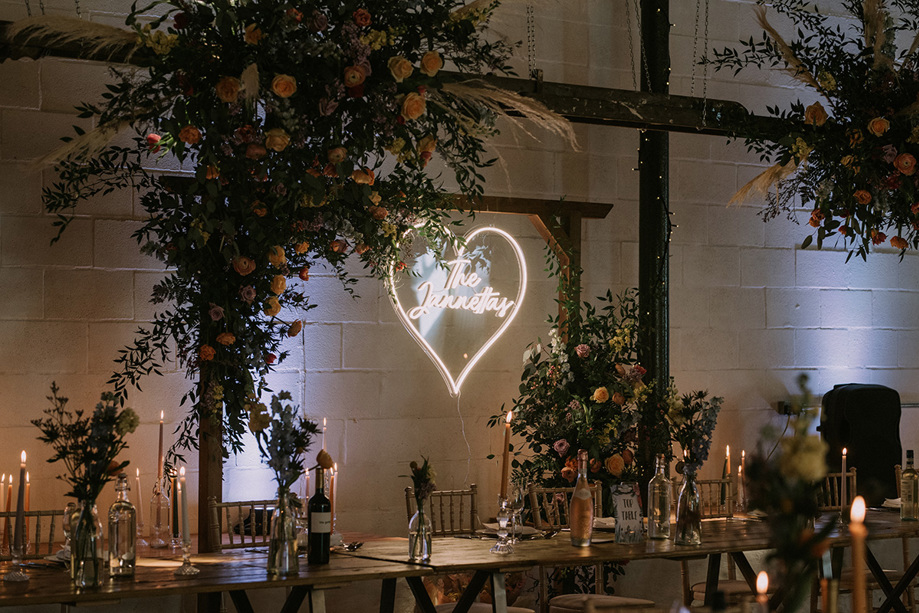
[267,488,299,576]
[71,500,104,588]
[675,471,702,546]
[408,502,432,562]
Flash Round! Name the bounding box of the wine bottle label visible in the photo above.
[311,512,332,533]
[573,486,592,500]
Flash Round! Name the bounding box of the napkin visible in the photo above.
[593,517,616,530]
[883,498,902,509]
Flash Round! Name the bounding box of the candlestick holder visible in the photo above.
[3,546,29,582]
[173,539,199,576]
[489,505,514,555]
[136,521,149,548]
[149,485,170,549]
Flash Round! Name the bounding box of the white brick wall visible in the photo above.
[1,1,919,609]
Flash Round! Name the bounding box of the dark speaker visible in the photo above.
[819,383,902,507]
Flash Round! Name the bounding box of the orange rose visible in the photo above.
[352,8,371,26]
[891,236,909,250]
[199,345,216,361]
[328,146,347,164]
[270,274,286,295]
[368,205,388,220]
[400,92,426,120]
[894,153,917,176]
[244,23,263,45]
[178,125,201,144]
[271,74,297,98]
[560,466,576,483]
[298,265,310,281]
[264,128,290,152]
[605,454,625,477]
[267,245,287,267]
[287,320,303,337]
[251,201,267,217]
[233,255,256,276]
[808,208,824,228]
[330,240,348,253]
[591,386,609,403]
[264,296,281,317]
[419,50,444,77]
[215,77,241,103]
[867,116,890,136]
[803,101,828,127]
[387,56,414,83]
[295,241,310,254]
[216,332,236,346]
[343,65,367,88]
[352,167,375,185]
[854,190,872,205]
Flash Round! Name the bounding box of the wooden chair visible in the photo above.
[404,484,480,536]
[527,485,655,613]
[0,509,65,560]
[207,496,277,551]
[817,469,857,512]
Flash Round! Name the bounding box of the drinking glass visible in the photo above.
[508,483,527,543]
[61,501,76,557]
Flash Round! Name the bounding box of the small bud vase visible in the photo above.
[267,488,299,576]
[408,501,432,562]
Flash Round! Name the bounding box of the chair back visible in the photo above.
[817,468,857,511]
[405,484,479,536]
[207,497,278,551]
[672,477,734,519]
[0,509,66,560]
[527,484,603,530]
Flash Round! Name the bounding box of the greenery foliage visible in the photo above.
[248,391,320,492]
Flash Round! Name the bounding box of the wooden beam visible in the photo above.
[454,195,612,219]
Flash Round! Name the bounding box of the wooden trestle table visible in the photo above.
[0,511,917,613]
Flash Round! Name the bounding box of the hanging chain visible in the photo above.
[74,0,82,18]
[526,3,537,79]
[632,0,653,92]
[37,0,45,15]
[625,0,636,90]
[690,0,711,124]
[690,0,701,97]
[23,0,31,16]
[701,0,710,124]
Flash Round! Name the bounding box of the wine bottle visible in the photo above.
[648,454,672,539]
[308,467,331,564]
[108,472,136,577]
[902,450,918,521]
[569,449,594,547]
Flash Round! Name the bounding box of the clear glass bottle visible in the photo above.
[648,454,672,539]
[308,467,331,564]
[901,450,918,521]
[108,472,136,577]
[148,480,170,549]
[569,449,594,547]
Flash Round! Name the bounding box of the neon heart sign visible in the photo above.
[388,226,527,397]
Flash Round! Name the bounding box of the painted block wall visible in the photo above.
[0,0,917,610]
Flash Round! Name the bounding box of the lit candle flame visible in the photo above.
[179,466,186,477]
[505,411,513,424]
[851,496,866,523]
[160,410,164,421]
[136,467,140,477]
[25,472,28,484]
[756,571,769,595]
[20,450,26,464]
[843,447,847,456]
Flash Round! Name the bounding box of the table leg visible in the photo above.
[875,546,919,613]
[406,576,438,613]
[703,553,722,607]
[229,590,255,613]
[380,578,396,613]
[865,546,908,613]
[197,592,223,613]
[729,551,758,592]
[452,570,490,613]
[280,585,310,613]
[490,571,508,613]
[307,589,327,613]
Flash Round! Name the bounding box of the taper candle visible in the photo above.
[13,451,26,553]
[135,468,144,527]
[3,474,10,551]
[741,450,747,509]
[850,496,867,613]
[24,473,29,513]
[331,462,338,533]
[726,445,731,476]
[157,410,164,483]
[322,417,327,450]
[500,411,512,500]
[756,571,769,613]
[179,467,189,542]
[841,447,848,512]
[171,470,179,539]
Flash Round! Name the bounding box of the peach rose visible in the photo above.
[560,466,577,483]
[854,190,872,205]
[895,153,917,176]
[352,167,375,185]
[178,125,201,144]
[215,77,241,103]
[264,296,282,317]
[271,74,297,98]
[264,128,290,152]
[891,236,909,250]
[295,241,310,254]
[287,320,303,337]
[419,50,444,77]
[605,454,625,477]
[216,332,236,346]
[368,205,388,220]
[328,146,347,164]
[244,23,262,45]
[199,345,216,361]
[611,392,625,405]
[401,92,426,120]
[591,386,610,403]
[352,8,371,27]
[298,265,310,281]
[233,255,256,276]
[270,274,287,295]
[343,65,367,88]
[267,245,287,267]
[867,116,890,136]
[387,56,414,83]
[803,101,828,127]
[330,240,348,254]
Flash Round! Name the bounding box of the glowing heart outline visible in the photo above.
[387,226,527,397]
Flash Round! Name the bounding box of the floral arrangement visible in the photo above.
[32,383,139,502]
[9,0,571,454]
[667,390,723,475]
[708,0,919,259]
[745,374,834,613]
[407,456,437,505]
[248,391,320,492]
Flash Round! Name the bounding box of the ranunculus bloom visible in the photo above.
[622,449,634,465]
[352,8,371,26]
[419,50,444,77]
[401,92,426,120]
[553,439,570,457]
[560,466,576,483]
[352,167,375,185]
[808,208,824,228]
[591,386,610,403]
[854,189,872,205]
[232,255,256,276]
[199,345,216,361]
[328,146,347,164]
[343,65,367,88]
[264,128,290,152]
[891,235,909,250]
[871,230,887,245]
[287,320,303,337]
[270,274,286,295]
[611,392,625,405]
[271,74,297,98]
[298,265,310,281]
[239,285,256,304]
[178,125,201,144]
[208,303,224,321]
[867,116,890,136]
[330,240,347,253]
[244,23,262,45]
[267,245,287,267]
[882,144,898,164]
[368,205,388,220]
[589,458,602,473]
[605,454,625,477]
[216,332,236,346]
[251,201,267,217]
[355,243,370,255]
[146,133,162,152]
[575,343,590,358]
[318,97,338,116]
[246,143,268,159]
[387,56,414,83]
[895,153,917,176]
[215,77,241,103]
[803,101,828,126]
[264,296,282,317]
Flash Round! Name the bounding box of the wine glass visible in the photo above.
[60,501,76,558]
[507,483,527,543]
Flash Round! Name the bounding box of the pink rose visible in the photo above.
[553,439,570,457]
[575,344,590,358]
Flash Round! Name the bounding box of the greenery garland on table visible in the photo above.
[708,0,919,259]
[13,1,571,454]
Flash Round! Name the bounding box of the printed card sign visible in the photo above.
[388,226,527,397]
[612,482,643,543]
